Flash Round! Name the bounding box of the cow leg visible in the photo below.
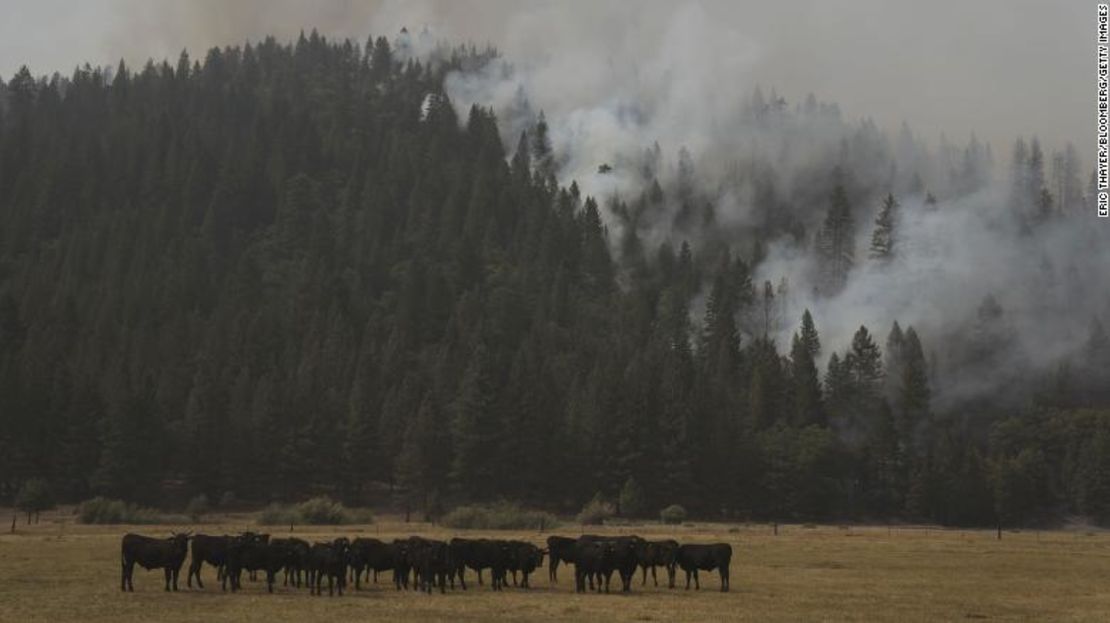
[328,575,334,597]
[173,565,182,591]
[121,559,129,592]
[684,569,691,590]
[477,568,483,586]
[667,564,675,589]
[187,560,198,588]
[693,569,700,590]
[720,565,729,592]
[549,559,557,583]
[163,568,172,592]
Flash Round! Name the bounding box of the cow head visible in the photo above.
[169,531,192,553]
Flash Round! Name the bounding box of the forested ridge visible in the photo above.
[2,31,1109,527]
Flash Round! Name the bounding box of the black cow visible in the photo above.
[392,539,413,590]
[572,538,614,593]
[308,537,350,596]
[413,539,451,594]
[120,532,191,592]
[637,539,679,588]
[186,534,228,589]
[347,538,396,589]
[225,534,288,593]
[451,538,513,590]
[270,537,310,588]
[546,536,576,583]
[609,536,643,592]
[676,543,732,592]
[505,541,545,589]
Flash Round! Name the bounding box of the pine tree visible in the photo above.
[897,327,931,450]
[815,176,855,294]
[790,331,824,427]
[869,193,897,261]
[450,346,499,500]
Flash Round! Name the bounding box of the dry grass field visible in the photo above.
[2,510,1110,622]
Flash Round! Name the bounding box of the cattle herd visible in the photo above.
[119,531,733,596]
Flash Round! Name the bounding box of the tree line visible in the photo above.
[1,31,1109,527]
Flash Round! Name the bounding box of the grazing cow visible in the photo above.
[546,536,576,583]
[505,541,545,589]
[637,539,679,588]
[270,537,310,588]
[308,537,350,596]
[572,538,615,593]
[676,543,732,592]
[186,534,228,590]
[347,538,396,589]
[120,532,192,592]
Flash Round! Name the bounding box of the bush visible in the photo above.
[660,504,687,525]
[441,501,560,530]
[185,495,210,522]
[295,496,350,525]
[77,497,164,524]
[619,477,647,517]
[255,497,374,526]
[576,493,615,526]
[257,503,298,526]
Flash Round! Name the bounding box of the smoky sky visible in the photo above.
[0,0,1091,159]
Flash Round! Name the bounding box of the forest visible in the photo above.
[1,30,1109,528]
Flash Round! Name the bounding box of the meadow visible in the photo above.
[2,510,1109,622]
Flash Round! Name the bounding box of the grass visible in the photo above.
[3,509,1110,622]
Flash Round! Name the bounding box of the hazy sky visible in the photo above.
[0,0,1092,158]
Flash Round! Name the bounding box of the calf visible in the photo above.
[676,543,732,592]
[120,532,191,592]
[186,534,228,590]
[638,539,679,588]
[546,535,576,583]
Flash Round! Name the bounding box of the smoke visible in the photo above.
[5,0,1103,407]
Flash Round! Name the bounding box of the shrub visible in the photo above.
[77,497,163,524]
[440,501,560,530]
[255,497,374,526]
[576,493,615,526]
[295,496,349,525]
[619,477,647,517]
[660,504,687,525]
[257,503,298,526]
[185,495,210,522]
